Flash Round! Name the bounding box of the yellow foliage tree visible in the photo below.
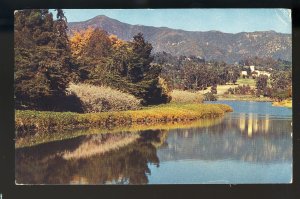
[70,27,94,58]
[109,34,126,49]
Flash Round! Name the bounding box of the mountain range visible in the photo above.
[68,15,292,63]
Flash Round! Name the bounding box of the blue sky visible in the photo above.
[64,9,291,34]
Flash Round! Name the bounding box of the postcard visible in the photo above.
[14,9,292,184]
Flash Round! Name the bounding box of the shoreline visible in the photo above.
[15,103,233,143]
[272,99,292,108]
[217,96,292,108]
[217,95,272,102]
[217,95,293,108]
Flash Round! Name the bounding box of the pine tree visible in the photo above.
[111,33,170,104]
[14,9,76,110]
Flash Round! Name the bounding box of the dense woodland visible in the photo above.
[15,9,169,111]
[14,9,292,112]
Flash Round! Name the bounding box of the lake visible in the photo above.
[15,100,292,184]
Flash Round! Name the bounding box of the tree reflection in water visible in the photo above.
[16,112,292,184]
[16,130,167,185]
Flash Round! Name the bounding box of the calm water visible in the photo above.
[15,101,292,184]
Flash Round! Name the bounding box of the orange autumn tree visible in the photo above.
[70,29,131,83]
[109,34,126,49]
[69,28,113,82]
[70,27,94,59]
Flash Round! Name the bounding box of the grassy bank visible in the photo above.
[272,99,292,108]
[16,103,232,139]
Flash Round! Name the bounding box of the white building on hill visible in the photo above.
[249,65,271,78]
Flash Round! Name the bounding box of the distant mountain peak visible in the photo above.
[88,15,122,22]
[89,15,111,20]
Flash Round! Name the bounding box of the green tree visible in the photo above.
[271,71,291,90]
[114,33,170,104]
[182,61,209,90]
[270,70,292,101]
[79,28,113,84]
[15,9,77,110]
[256,75,268,96]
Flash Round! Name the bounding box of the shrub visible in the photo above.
[262,87,272,97]
[158,77,172,103]
[227,87,234,94]
[67,83,141,113]
[271,89,290,102]
[226,85,256,95]
[142,77,172,105]
[203,92,217,101]
[256,75,268,92]
[170,90,203,103]
[211,84,217,94]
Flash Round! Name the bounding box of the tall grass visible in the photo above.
[170,90,203,103]
[67,83,141,113]
[15,103,233,138]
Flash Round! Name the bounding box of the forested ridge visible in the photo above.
[68,15,292,63]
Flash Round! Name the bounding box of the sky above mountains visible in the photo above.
[64,9,291,34]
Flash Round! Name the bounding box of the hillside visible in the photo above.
[68,15,292,63]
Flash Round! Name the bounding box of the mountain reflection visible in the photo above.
[16,130,167,185]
